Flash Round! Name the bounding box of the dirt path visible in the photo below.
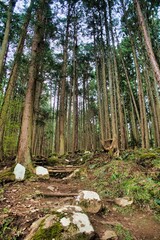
[0,165,160,239]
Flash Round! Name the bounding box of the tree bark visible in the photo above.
[134,0,160,86]
[16,0,46,169]
[131,39,149,148]
[0,0,16,82]
[58,3,72,156]
[72,12,78,154]
[0,1,33,160]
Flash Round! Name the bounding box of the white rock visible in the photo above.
[115,197,133,207]
[14,163,25,180]
[58,205,94,235]
[101,230,117,240]
[72,212,94,234]
[36,166,49,176]
[77,190,101,201]
[76,190,102,213]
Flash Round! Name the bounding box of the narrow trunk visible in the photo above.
[101,52,111,139]
[108,56,117,137]
[0,0,16,81]
[32,77,43,155]
[54,83,60,153]
[130,99,139,146]
[145,68,160,146]
[72,14,78,154]
[67,78,72,152]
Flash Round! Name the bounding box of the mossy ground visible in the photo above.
[87,149,160,210]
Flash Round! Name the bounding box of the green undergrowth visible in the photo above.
[0,167,15,184]
[88,149,160,211]
[0,215,23,240]
[114,224,133,240]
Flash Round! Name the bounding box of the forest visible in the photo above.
[0,0,160,239]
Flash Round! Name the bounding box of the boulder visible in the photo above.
[35,166,49,179]
[13,163,25,180]
[75,190,102,213]
[101,230,117,240]
[58,205,94,234]
[25,205,98,240]
[114,197,133,207]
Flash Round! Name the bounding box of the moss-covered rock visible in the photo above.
[25,206,98,240]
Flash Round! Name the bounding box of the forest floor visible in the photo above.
[0,149,160,240]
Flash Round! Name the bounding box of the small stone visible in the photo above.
[101,230,117,240]
[35,166,49,176]
[114,197,133,207]
[12,189,17,192]
[14,163,25,180]
[47,186,55,192]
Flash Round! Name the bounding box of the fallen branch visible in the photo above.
[36,192,78,198]
[48,169,75,173]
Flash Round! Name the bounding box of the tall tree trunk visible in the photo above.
[108,56,117,138]
[130,99,139,147]
[101,52,111,139]
[54,80,60,153]
[98,7,110,140]
[72,13,78,154]
[0,0,16,83]
[16,0,46,169]
[32,76,43,155]
[96,58,105,144]
[134,0,160,86]
[108,3,126,149]
[0,1,33,161]
[145,68,160,146]
[131,39,149,148]
[67,78,72,152]
[58,3,72,156]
